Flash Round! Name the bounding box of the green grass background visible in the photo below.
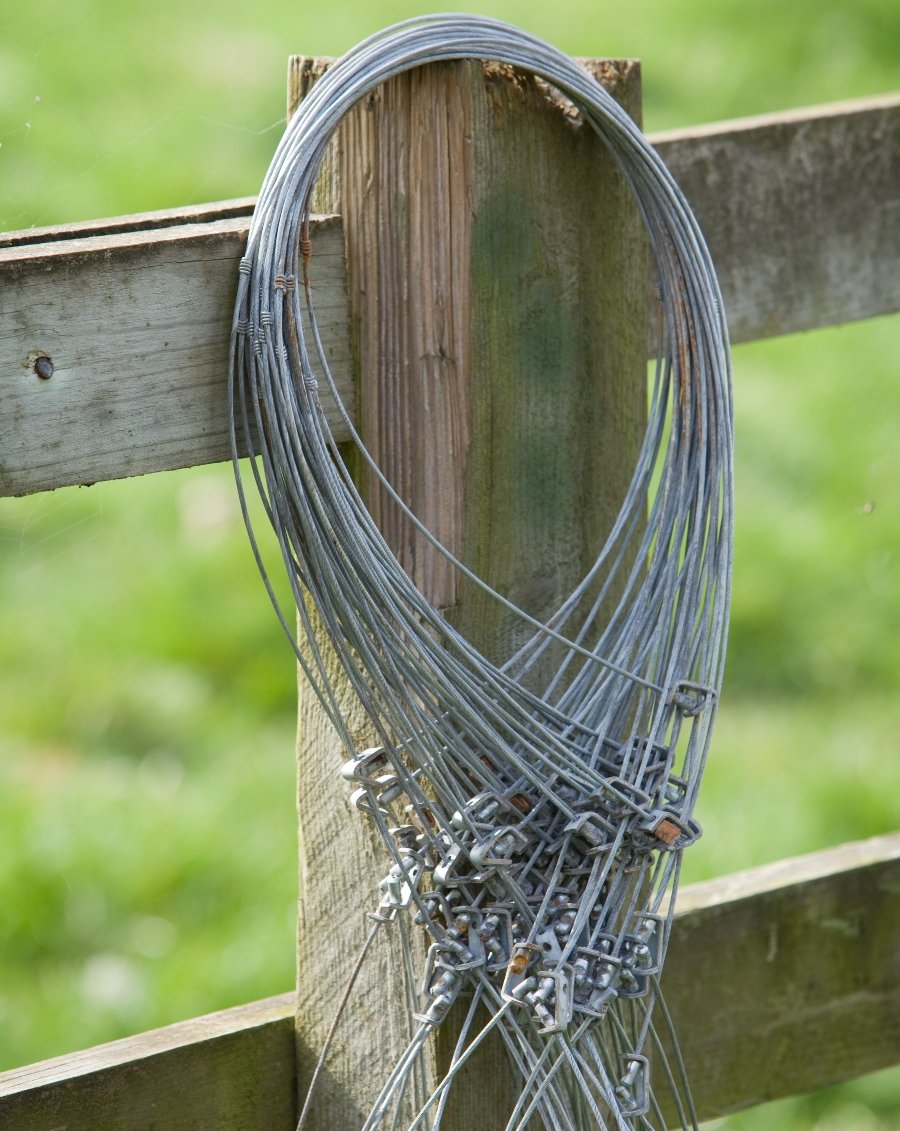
[1,1,899,1127]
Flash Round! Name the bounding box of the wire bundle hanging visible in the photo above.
[229,14,733,1131]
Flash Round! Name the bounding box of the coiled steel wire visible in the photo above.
[229,14,733,1131]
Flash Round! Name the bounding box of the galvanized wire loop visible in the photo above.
[229,13,733,1130]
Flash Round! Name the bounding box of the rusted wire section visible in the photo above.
[229,14,733,1131]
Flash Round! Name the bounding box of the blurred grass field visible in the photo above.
[2,0,899,1126]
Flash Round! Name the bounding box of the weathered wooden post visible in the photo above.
[288,56,647,1128]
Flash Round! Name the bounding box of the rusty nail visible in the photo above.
[508,952,529,975]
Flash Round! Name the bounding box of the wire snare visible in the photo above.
[230,14,733,1130]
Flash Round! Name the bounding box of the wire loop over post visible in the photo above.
[229,15,733,1130]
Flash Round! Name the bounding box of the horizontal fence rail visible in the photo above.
[1,92,898,497]
[0,993,296,1131]
[1,833,898,1130]
[0,213,351,497]
[651,93,900,342]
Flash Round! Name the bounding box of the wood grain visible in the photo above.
[290,59,477,1130]
[453,57,646,670]
[0,993,296,1131]
[0,197,257,248]
[654,92,900,344]
[0,213,352,497]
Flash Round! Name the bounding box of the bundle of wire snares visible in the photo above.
[228,13,733,1131]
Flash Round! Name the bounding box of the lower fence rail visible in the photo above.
[1,833,898,1131]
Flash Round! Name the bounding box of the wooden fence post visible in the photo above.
[288,56,646,1128]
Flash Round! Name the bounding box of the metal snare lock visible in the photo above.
[615,1055,650,1117]
[340,746,389,786]
[477,906,514,971]
[468,824,532,869]
[501,943,544,1005]
[528,965,576,1034]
